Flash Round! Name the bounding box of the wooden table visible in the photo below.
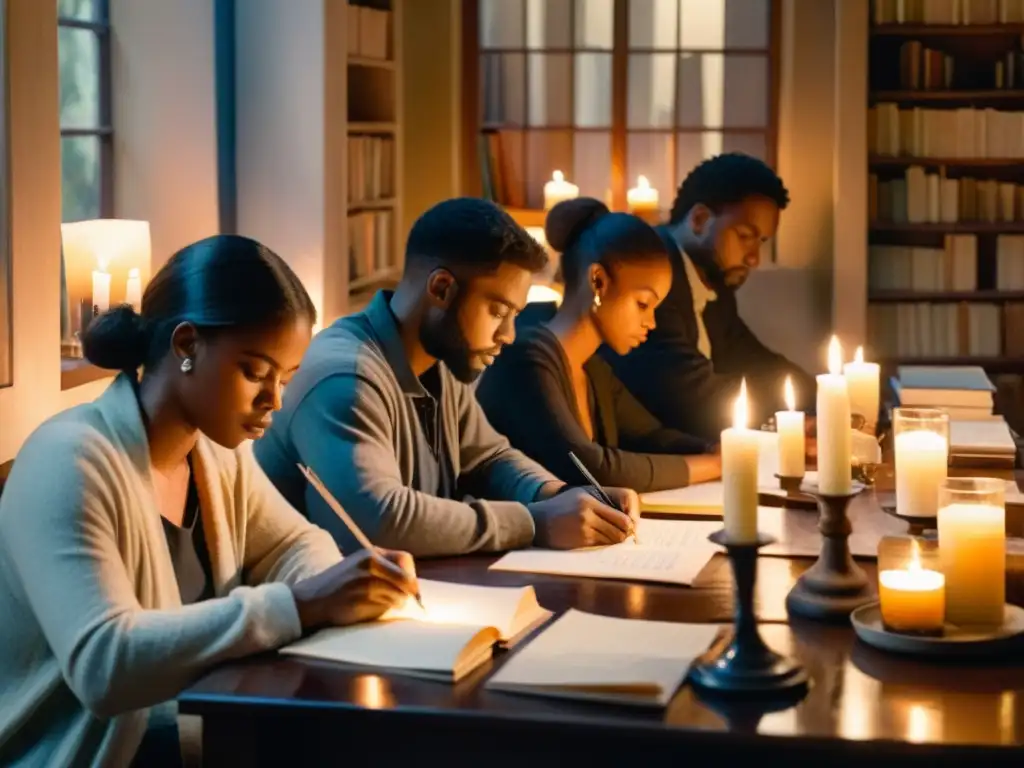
[180,475,1024,766]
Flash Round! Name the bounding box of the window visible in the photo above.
[57,0,112,222]
[468,0,779,212]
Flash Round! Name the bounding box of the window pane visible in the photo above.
[573,132,612,203]
[677,53,767,129]
[574,53,612,127]
[629,0,678,49]
[627,133,673,210]
[481,53,526,126]
[526,0,571,48]
[676,131,767,181]
[628,54,676,128]
[61,135,101,223]
[528,54,572,126]
[575,0,613,49]
[679,0,769,50]
[525,130,573,209]
[57,0,100,21]
[480,0,524,49]
[490,129,526,207]
[58,26,100,128]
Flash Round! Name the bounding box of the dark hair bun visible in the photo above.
[82,304,149,372]
[545,197,610,253]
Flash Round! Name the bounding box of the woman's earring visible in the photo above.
[592,293,602,309]
[180,357,194,374]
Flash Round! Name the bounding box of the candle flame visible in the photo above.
[828,336,842,375]
[128,267,140,278]
[637,175,650,190]
[908,538,922,572]
[784,375,795,411]
[854,345,864,364]
[552,170,564,183]
[732,379,749,430]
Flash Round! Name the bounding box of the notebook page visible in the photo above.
[279,620,496,675]
[489,520,721,586]
[487,609,720,705]
[641,471,822,514]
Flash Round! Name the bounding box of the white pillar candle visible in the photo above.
[626,175,659,214]
[125,267,142,313]
[543,170,579,210]
[938,479,1006,627]
[91,266,111,314]
[776,376,805,479]
[722,379,759,543]
[894,430,948,518]
[816,336,852,495]
[843,346,880,432]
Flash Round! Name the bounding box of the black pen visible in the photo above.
[567,451,640,544]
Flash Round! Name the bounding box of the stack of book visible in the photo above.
[893,365,1019,468]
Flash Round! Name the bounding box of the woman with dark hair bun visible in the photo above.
[0,235,418,767]
[477,199,722,493]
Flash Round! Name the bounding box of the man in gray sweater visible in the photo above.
[255,198,638,557]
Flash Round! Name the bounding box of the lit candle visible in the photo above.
[776,376,805,479]
[816,336,852,495]
[626,175,659,214]
[843,346,880,433]
[543,170,579,210]
[938,478,1006,626]
[92,260,111,314]
[879,540,945,635]
[125,267,142,313]
[722,379,759,543]
[894,413,948,519]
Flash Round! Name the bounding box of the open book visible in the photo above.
[489,519,722,586]
[278,579,552,683]
[486,609,722,707]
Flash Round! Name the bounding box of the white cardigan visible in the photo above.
[0,374,342,767]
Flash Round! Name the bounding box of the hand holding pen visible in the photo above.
[568,453,642,544]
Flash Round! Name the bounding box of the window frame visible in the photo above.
[57,0,114,220]
[461,0,782,212]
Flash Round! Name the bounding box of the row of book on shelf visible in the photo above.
[868,235,1024,290]
[867,301,1022,357]
[348,136,396,203]
[894,39,1024,90]
[869,105,1024,159]
[870,169,1024,224]
[346,2,391,60]
[348,210,394,283]
[892,365,1018,469]
[874,0,1024,24]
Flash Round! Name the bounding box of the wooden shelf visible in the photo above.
[871,90,1024,102]
[60,358,113,390]
[348,266,401,293]
[869,290,1024,302]
[869,155,1024,167]
[347,122,396,134]
[347,197,397,212]
[870,221,1024,233]
[871,23,1024,36]
[880,356,1024,373]
[348,56,395,70]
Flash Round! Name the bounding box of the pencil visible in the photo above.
[298,464,425,611]
[567,452,640,544]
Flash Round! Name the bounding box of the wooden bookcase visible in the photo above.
[866,4,1024,430]
[342,0,404,315]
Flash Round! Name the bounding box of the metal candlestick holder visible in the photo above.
[689,530,808,697]
[785,481,875,622]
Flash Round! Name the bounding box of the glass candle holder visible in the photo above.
[937,477,1006,627]
[893,408,949,519]
[877,535,945,636]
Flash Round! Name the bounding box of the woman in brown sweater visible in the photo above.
[477,198,722,493]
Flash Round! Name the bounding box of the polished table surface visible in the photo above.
[181,473,1024,766]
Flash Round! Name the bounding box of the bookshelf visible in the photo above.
[342,0,403,315]
[867,0,1024,435]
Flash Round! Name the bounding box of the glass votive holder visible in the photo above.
[877,535,945,636]
[893,407,949,519]
[937,477,1006,628]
